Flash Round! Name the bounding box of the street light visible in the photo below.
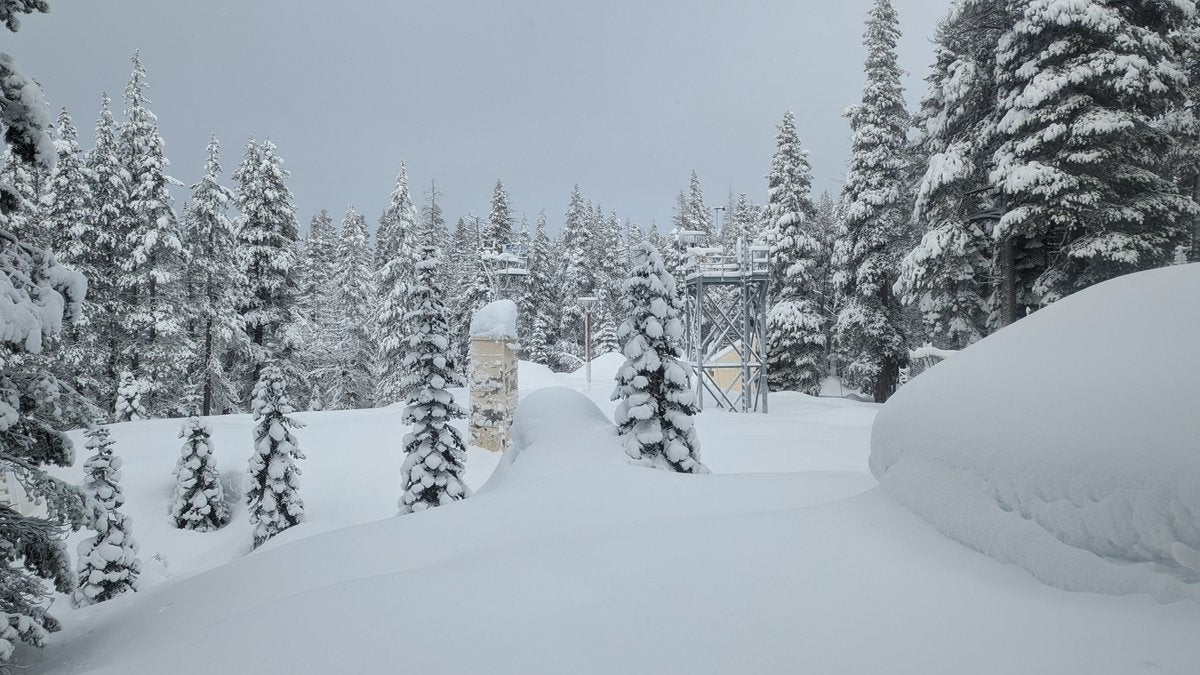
[577,296,598,388]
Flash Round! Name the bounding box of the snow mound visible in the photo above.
[469,299,518,339]
[571,351,626,381]
[481,387,624,491]
[871,264,1200,602]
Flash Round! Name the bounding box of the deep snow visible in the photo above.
[872,264,1200,602]
[19,308,1200,674]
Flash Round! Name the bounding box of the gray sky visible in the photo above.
[12,0,944,234]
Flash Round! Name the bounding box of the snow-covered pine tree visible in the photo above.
[684,170,712,240]
[611,242,708,474]
[82,92,127,408]
[834,0,911,403]
[375,164,418,270]
[113,370,147,422]
[118,52,190,417]
[246,362,305,547]
[897,1,1008,346]
[520,211,557,364]
[233,139,303,396]
[1164,12,1200,263]
[0,145,43,242]
[557,185,595,348]
[73,422,140,606]
[182,134,244,415]
[398,246,470,514]
[299,209,337,328]
[375,165,421,406]
[765,111,827,395]
[171,415,230,531]
[810,191,840,322]
[320,207,376,408]
[40,107,91,262]
[0,7,89,664]
[485,178,514,255]
[992,0,1194,305]
[453,245,494,372]
[38,107,107,405]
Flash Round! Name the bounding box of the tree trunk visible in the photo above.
[998,236,1017,327]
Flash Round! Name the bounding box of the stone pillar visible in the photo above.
[468,300,519,452]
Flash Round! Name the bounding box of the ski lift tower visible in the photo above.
[681,234,771,413]
[486,242,529,300]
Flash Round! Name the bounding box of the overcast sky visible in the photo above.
[12,0,945,234]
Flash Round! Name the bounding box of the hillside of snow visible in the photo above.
[872,263,1200,602]
[20,319,1200,674]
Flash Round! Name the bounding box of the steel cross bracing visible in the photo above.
[681,241,770,413]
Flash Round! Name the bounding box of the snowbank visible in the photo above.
[871,264,1200,602]
[481,387,625,492]
[469,299,518,339]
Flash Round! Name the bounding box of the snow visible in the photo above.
[872,264,1200,602]
[468,298,518,339]
[23,326,1200,673]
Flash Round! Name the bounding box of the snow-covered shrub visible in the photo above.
[246,364,305,547]
[74,423,140,606]
[171,416,231,531]
[113,370,147,422]
[611,242,708,474]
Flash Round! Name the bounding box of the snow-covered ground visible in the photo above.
[22,275,1200,673]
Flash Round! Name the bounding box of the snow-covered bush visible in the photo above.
[246,364,305,547]
[611,242,708,474]
[871,264,1200,602]
[74,423,140,606]
[398,246,470,514]
[113,370,147,422]
[171,416,231,531]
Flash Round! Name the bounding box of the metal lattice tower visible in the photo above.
[487,242,529,300]
[681,237,771,413]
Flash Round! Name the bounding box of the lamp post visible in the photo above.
[578,296,598,388]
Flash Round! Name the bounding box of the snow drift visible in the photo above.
[871,264,1200,602]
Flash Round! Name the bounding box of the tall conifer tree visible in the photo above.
[834,0,910,402]
[765,111,827,394]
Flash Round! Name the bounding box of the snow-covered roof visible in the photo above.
[469,299,518,339]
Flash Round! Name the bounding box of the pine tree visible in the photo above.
[182,135,244,415]
[299,209,337,327]
[557,185,594,347]
[765,111,827,394]
[991,0,1194,305]
[234,139,302,395]
[376,164,419,276]
[82,92,127,409]
[0,6,88,665]
[40,107,105,404]
[119,52,189,416]
[40,107,91,261]
[171,416,230,531]
[113,370,147,422]
[0,146,43,242]
[73,423,140,606]
[521,211,558,364]
[895,1,1008,347]
[485,178,514,255]
[375,166,421,406]
[398,246,470,514]
[834,0,910,403]
[321,207,376,408]
[612,242,708,474]
[684,171,712,239]
[246,363,305,548]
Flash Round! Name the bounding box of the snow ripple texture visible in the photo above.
[870,264,1200,603]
